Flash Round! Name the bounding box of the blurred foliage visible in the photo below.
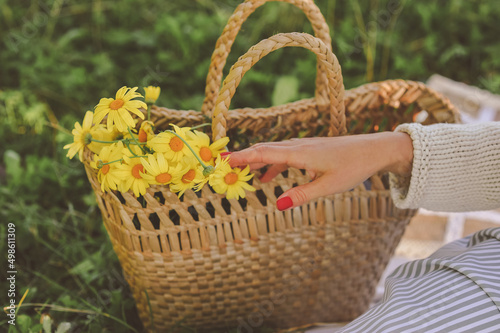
[1,0,499,331]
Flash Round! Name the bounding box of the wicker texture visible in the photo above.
[211,32,345,139]
[85,158,416,330]
[201,0,333,115]
[82,0,460,331]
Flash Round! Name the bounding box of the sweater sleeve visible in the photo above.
[389,122,500,212]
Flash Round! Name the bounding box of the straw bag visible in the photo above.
[83,0,460,331]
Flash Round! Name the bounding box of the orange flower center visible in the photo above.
[155,172,172,183]
[169,137,184,152]
[182,169,196,184]
[132,164,144,179]
[138,129,148,143]
[101,163,110,175]
[224,172,238,185]
[109,99,124,110]
[200,147,212,162]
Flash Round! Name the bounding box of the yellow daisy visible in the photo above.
[140,153,185,186]
[94,86,147,132]
[90,126,115,155]
[169,156,204,197]
[209,156,255,199]
[138,120,155,143]
[120,128,140,143]
[107,126,125,141]
[117,130,148,156]
[143,86,161,104]
[194,153,228,191]
[64,111,111,161]
[90,142,124,193]
[186,130,230,166]
[148,125,192,162]
[115,154,150,197]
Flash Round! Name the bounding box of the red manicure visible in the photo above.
[276,196,293,211]
[220,152,231,157]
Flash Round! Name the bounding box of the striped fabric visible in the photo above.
[339,228,500,332]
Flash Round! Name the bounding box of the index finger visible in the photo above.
[228,144,293,169]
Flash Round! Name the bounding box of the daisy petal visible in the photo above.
[82,111,94,128]
[115,86,129,99]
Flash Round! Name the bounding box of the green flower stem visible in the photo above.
[190,123,211,131]
[145,290,155,333]
[99,155,148,168]
[90,138,147,145]
[90,138,119,144]
[124,140,142,157]
[127,127,146,154]
[101,159,123,166]
[167,130,214,175]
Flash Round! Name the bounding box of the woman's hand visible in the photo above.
[227,131,413,210]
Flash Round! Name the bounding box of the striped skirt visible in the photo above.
[339,228,500,333]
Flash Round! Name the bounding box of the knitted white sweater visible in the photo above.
[390,122,500,212]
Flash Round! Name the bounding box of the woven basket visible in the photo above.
[83,0,460,331]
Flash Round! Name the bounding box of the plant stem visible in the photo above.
[167,130,209,170]
[101,158,123,166]
[99,155,147,167]
[380,0,407,79]
[91,138,147,145]
[124,140,139,157]
[326,0,337,38]
[46,121,72,135]
[128,127,146,154]
[190,123,211,131]
[29,271,139,333]
[7,303,139,333]
[145,290,156,333]
[90,138,118,144]
[350,0,375,82]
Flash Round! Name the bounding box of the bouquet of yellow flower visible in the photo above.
[64,86,255,199]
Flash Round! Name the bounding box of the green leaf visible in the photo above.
[16,314,32,333]
[69,252,101,283]
[55,322,71,333]
[272,75,299,106]
[56,28,86,49]
[31,324,43,332]
[440,44,467,64]
[42,315,53,333]
[3,150,22,186]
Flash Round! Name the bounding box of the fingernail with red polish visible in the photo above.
[276,196,293,211]
[220,152,231,157]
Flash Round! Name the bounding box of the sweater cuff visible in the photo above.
[389,122,500,212]
[389,123,427,209]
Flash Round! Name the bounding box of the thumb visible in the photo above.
[276,178,330,211]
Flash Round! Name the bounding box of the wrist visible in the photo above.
[379,131,413,176]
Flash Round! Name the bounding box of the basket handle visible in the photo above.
[211,32,345,141]
[201,0,332,115]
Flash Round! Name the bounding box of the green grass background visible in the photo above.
[1,0,499,331]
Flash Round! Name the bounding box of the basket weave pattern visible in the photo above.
[83,0,459,331]
[86,159,416,329]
